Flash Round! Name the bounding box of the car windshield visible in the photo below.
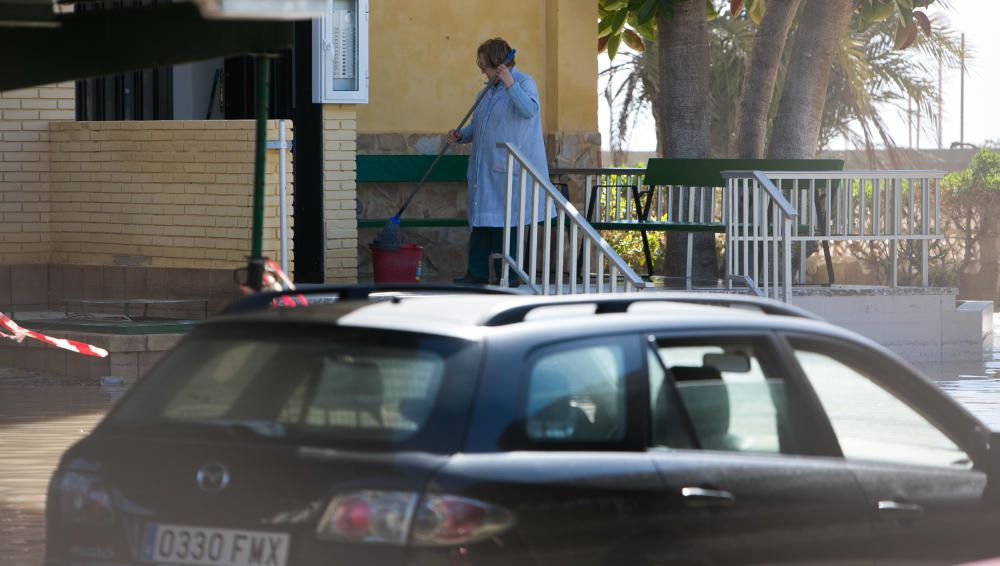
[104,324,480,451]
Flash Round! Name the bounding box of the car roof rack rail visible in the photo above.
[480,293,820,326]
[223,284,518,315]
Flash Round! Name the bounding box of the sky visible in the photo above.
[598,0,1000,152]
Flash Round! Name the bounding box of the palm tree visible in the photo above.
[819,15,962,160]
[600,2,962,281]
[734,0,801,159]
[602,5,962,160]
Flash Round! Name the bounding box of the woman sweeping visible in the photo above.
[448,37,549,285]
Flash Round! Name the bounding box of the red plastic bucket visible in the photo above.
[370,243,423,283]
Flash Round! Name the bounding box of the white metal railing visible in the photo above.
[763,170,944,287]
[580,171,724,227]
[722,172,798,302]
[722,170,945,299]
[550,167,725,289]
[497,143,646,294]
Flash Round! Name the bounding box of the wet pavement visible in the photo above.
[3,325,1000,565]
[0,369,117,565]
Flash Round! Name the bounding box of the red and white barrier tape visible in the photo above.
[240,259,308,308]
[0,311,108,358]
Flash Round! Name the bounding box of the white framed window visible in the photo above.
[312,0,368,104]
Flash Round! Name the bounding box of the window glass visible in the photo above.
[162,342,275,419]
[525,343,626,443]
[648,347,696,449]
[110,329,467,446]
[288,351,445,434]
[794,348,970,469]
[655,342,785,453]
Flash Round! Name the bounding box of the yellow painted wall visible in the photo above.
[359,0,596,134]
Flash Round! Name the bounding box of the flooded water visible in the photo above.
[0,370,117,565]
[3,326,1000,565]
[922,319,1000,429]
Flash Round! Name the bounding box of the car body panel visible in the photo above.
[43,291,1000,566]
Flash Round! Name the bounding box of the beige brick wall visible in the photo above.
[0,82,75,264]
[48,120,294,272]
[324,105,358,283]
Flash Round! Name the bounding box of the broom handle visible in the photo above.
[395,50,516,218]
[394,86,488,218]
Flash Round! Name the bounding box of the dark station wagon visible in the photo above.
[45,287,1000,565]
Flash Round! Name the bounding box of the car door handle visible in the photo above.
[878,500,924,517]
[681,487,735,507]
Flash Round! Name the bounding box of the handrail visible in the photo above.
[723,171,798,302]
[726,275,766,298]
[721,171,798,217]
[763,169,946,179]
[722,168,945,298]
[497,142,646,294]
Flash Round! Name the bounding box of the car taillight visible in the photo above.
[317,491,417,544]
[54,471,115,525]
[411,494,513,546]
[315,491,514,547]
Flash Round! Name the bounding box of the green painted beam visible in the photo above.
[0,3,293,92]
[643,158,845,187]
[357,155,469,183]
[358,218,469,228]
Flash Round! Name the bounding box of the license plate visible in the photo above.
[141,523,290,566]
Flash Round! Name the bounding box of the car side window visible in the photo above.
[647,347,697,449]
[652,340,789,453]
[792,345,971,469]
[525,341,627,443]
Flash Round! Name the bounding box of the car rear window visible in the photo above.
[106,324,480,451]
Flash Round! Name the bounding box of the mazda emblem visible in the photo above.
[196,462,230,493]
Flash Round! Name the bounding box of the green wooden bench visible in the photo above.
[356,154,470,228]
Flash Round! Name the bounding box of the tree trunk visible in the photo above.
[656,1,710,158]
[734,0,802,159]
[767,0,854,285]
[656,0,716,283]
[767,0,854,159]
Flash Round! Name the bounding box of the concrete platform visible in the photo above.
[514,283,992,363]
[790,286,992,363]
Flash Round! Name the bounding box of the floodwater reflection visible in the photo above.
[931,365,1000,429]
[0,372,116,565]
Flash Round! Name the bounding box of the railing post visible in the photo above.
[501,152,515,287]
[517,169,527,285]
[529,180,540,288]
[923,175,932,287]
[722,177,736,289]
[783,216,793,303]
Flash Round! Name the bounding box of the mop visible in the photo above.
[373,49,516,251]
